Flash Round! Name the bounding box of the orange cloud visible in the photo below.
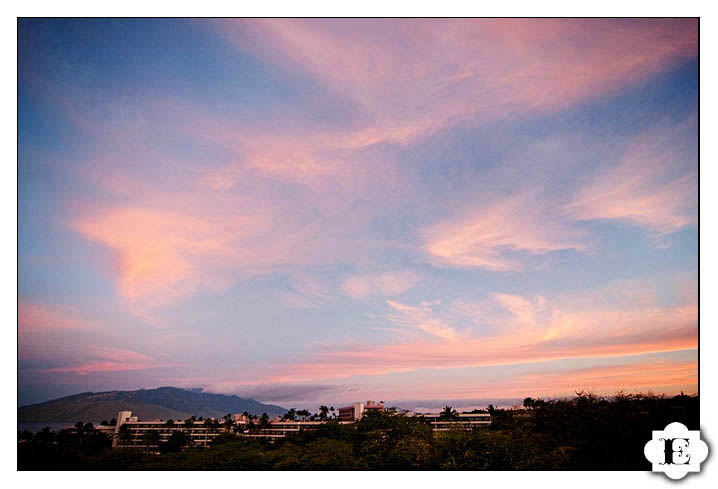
[70,200,333,308]
[267,287,697,383]
[399,359,698,401]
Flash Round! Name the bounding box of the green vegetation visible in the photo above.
[18,391,698,470]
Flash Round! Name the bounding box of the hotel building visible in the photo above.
[107,404,491,450]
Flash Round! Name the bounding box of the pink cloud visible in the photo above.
[70,192,357,308]
[421,191,584,271]
[421,116,697,271]
[214,19,696,149]
[18,300,94,337]
[384,300,458,341]
[61,20,697,307]
[565,119,697,234]
[342,271,420,300]
[36,346,172,375]
[266,283,697,383]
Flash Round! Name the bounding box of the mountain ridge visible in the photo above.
[18,386,287,423]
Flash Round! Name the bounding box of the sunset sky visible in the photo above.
[18,18,698,409]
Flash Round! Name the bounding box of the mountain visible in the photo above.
[18,387,287,423]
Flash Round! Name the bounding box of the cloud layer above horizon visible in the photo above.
[19,18,698,409]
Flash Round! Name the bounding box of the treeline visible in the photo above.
[18,391,698,470]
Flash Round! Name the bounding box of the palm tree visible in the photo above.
[319,405,329,420]
[223,414,234,432]
[440,405,457,420]
[330,406,335,419]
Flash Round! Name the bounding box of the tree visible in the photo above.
[282,408,297,421]
[203,417,215,445]
[523,397,535,410]
[35,426,54,443]
[142,430,160,454]
[259,413,270,429]
[319,405,330,420]
[223,414,234,432]
[440,406,457,420]
[184,418,194,430]
[160,431,191,453]
[330,406,336,419]
[117,423,133,447]
[164,419,175,428]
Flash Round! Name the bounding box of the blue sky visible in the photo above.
[18,19,697,409]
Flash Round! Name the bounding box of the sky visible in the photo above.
[18,18,698,410]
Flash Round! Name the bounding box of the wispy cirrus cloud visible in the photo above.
[58,19,698,307]
[565,119,697,234]
[420,191,584,271]
[341,271,420,300]
[214,18,696,150]
[384,300,458,341]
[420,116,697,272]
[267,278,697,383]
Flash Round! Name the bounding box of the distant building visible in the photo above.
[111,411,224,450]
[413,412,491,431]
[338,400,385,421]
[106,405,491,450]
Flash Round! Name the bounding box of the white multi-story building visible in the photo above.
[417,412,492,431]
[337,400,385,421]
[107,407,491,450]
[111,412,228,449]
